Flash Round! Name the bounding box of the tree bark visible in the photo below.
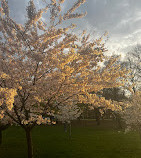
[114,113,123,129]
[69,123,71,139]
[25,128,33,158]
[64,123,67,133]
[95,108,100,125]
[0,130,2,145]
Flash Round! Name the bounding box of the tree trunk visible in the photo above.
[64,123,67,133]
[69,123,71,139]
[0,130,2,145]
[96,116,100,125]
[116,117,122,129]
[95,108,100,125]
[115,113,122,129]
[25,128,33,158]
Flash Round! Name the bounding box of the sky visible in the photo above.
[7,0,141,57]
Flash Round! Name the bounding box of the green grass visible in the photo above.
[1,120,141,158]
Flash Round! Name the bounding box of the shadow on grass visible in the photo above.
[0,120,141,158]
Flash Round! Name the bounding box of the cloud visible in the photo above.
[80,0,141,54]
[7,0,141,55]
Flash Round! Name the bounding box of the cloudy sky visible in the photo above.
[7,0,141,57]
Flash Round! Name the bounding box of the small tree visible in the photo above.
[121,44,141,93]
[122,91,141,136]
[56,104,81,137]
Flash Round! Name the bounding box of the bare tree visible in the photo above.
[122,44,141,93]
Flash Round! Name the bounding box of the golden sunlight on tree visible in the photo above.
[0,72,17,119]
[0,0,129,157]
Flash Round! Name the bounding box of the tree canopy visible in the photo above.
[0,0,129,157]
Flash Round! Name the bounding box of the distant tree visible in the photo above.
[121,44,141,93]
[100,87,128,128]
[89,56,128,126]
[102,87,127,101]
[122,91,141,136]
[56,104,81,137]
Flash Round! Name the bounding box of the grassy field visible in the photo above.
[0,120,141,158]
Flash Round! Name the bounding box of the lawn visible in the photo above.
[0,120,141,158]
